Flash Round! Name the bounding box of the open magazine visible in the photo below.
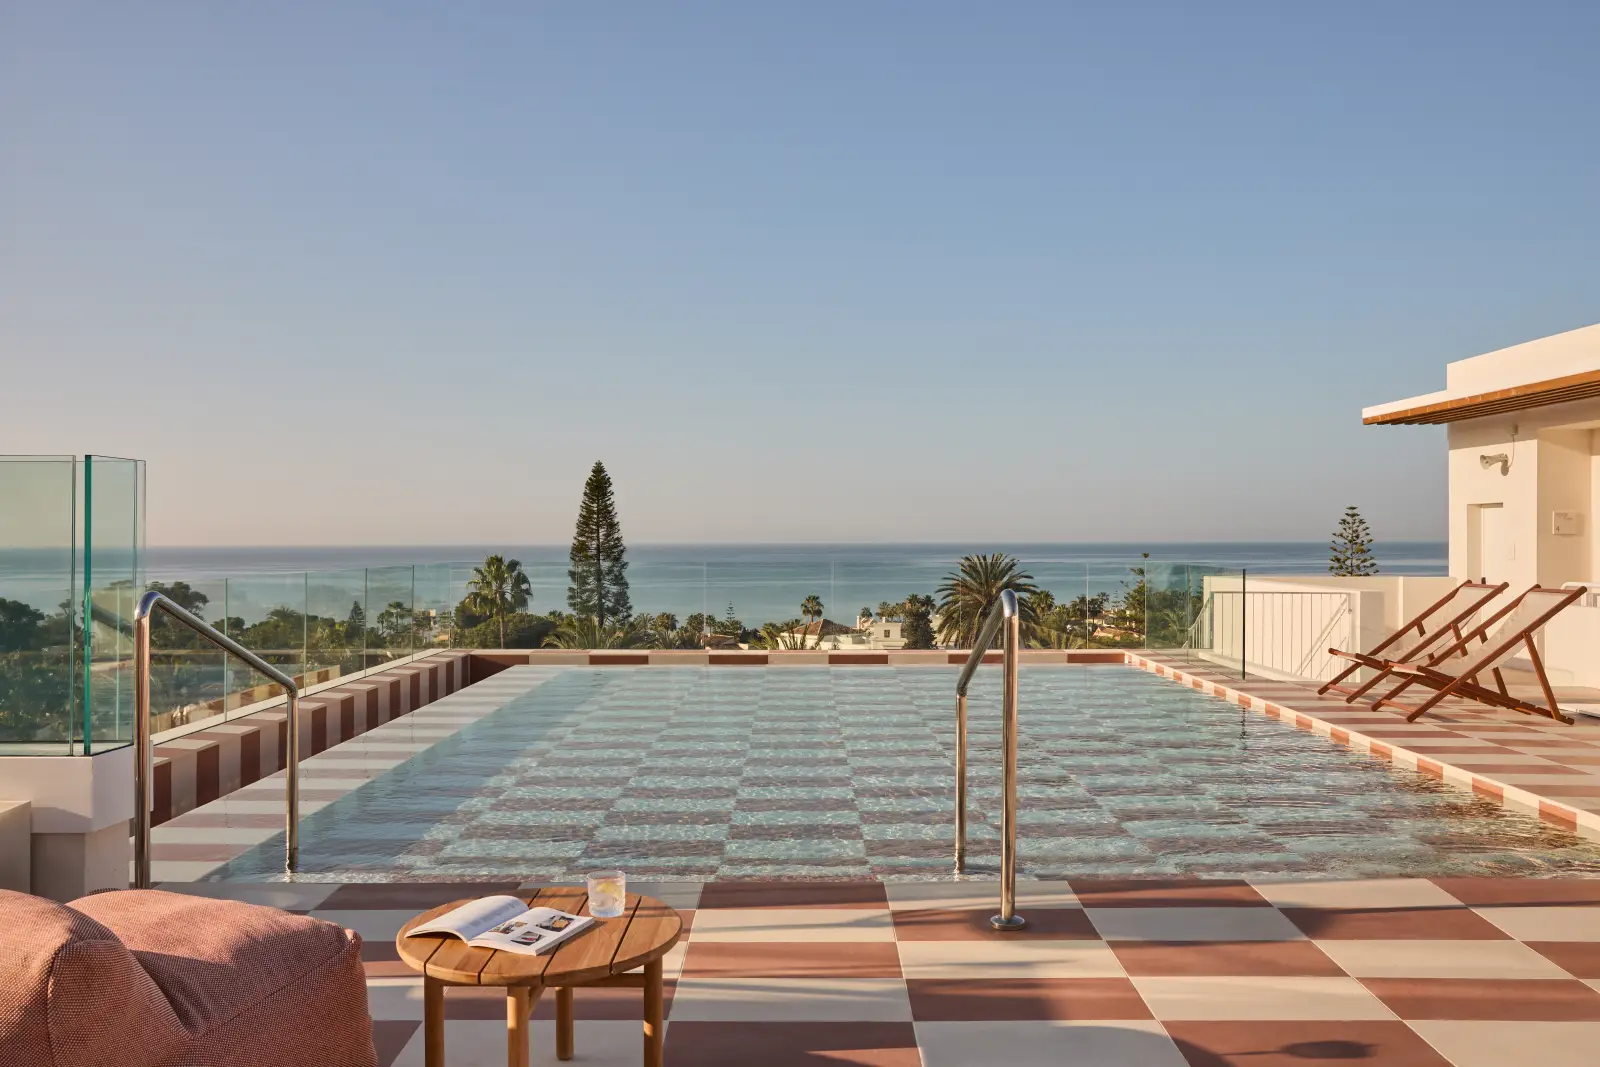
[409,895,595,956]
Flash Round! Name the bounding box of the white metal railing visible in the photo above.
[1182,589,1355,682]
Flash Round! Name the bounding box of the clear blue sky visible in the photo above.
[4,2,1596,546]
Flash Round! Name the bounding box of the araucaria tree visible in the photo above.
[465,555,532,647]
[567,461,632,626]
[1329,506,1379,577]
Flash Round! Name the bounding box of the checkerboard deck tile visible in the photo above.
[162,877,1600,1066]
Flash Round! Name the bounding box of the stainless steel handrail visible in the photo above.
[953,589,1025,931]
[133,590,300,888]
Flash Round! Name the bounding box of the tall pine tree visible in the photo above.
[567,461,632,626]
[1329,506,1379,576]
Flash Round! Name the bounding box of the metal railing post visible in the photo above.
[285,687,300,870]
[992,599,1025,930]
[952,588,1026,930]
[954,693,967,872]
[133,610,153,888]
[133,590,301,889]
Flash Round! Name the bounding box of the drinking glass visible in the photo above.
[587,869,626,918]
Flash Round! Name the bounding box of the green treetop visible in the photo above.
[1329,506,1379,576]
[567,461,632,626]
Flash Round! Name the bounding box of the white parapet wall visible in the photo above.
[1543,603,1600,688]
[0,745,134,899]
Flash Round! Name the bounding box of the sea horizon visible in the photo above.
[2,541,1448,623]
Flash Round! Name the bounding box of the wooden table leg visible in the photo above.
[507,987,531,1067]
[424,976,445,1067]
[556,986,574,1061]
[643,960,664,1067]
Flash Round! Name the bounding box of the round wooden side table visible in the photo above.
[397,888,682,1067]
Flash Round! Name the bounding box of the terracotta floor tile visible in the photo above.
[1109,941,1344,977]
[1280,907,1508,940]
[666,1021,920,1066]
[1163,1020,1451,1066]
[1069,879,1268,908]
[906,977,1152,1021]
[698,880,888,909]
[1361,977,1600,1020]
[1430,878,1600,906]
[691,907,895,942]
[1527,941,1600,978]
[891,906,1098,941]
[684,941,903,978]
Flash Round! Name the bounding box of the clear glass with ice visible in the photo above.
[587,869,626,918]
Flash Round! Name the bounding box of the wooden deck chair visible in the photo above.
[1368,585,1588,724]
[1319,580,1508,704]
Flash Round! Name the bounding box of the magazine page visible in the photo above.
[409,895,530,941]
[466,907,595,956]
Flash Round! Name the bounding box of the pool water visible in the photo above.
[213,667,1600,881]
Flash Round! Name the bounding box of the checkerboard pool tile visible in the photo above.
[153,875,1600,1065]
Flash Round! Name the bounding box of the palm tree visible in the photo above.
[800,594,825,649]
[935,553,1041,648]
[550,614,648,649]
[465,555,532,648]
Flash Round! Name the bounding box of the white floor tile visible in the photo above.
[669,977,911,1021]
[917,1021,1187,1067]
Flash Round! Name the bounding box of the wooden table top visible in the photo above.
[396,887,682,987]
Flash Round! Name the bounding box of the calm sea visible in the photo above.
[4,542,1447,624]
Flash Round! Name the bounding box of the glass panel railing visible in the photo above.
[83,455,144,752]
[146,575,228,734]
[220,571,308,716]
[831,556,952,651]
[365,565,416,665]
[306,567,367,681]
[709,559,835,650]
[0,456,78,752]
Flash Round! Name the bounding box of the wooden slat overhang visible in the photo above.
[1364,368,1600,425]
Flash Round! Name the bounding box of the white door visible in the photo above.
[1472,503,1509,583]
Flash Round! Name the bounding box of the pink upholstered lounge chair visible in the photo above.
[0,888,376,1067]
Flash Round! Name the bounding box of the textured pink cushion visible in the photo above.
[0,889,187,1067]
[70,890,375,1065]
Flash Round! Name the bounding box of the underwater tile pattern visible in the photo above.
[204,666,1600,883]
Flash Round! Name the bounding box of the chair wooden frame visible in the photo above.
[1319,580,1508,704]
[1366,585,1587,725]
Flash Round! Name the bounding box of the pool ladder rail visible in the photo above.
[132,589,301,889]
[954,589,1025,931]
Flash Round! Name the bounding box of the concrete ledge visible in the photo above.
[0,800,29,891]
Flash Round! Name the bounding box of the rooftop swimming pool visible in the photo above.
[211,666,1600,882]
